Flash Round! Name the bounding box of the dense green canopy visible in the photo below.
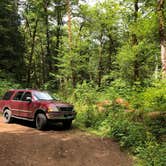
[0,0,24,80]
[0,0,165,88]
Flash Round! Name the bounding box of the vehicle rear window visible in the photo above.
[13,91,24,100]
[2,91,14,100]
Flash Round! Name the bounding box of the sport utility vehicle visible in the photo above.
[0,90,76,130]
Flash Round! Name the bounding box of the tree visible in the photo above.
[117,0,159,84]
[157,0,166,78]
[0,0,24,80]
[0,0,162,88]
[57,0,120,88]
[20,0,79,88]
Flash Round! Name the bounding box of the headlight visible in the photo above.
[48,106,59,112]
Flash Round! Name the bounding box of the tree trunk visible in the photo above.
[67,0,72,48]
[98,46,103,87]
[132,0,139,82]
[27,18,39,87]
[44,0,52,77]
[108,34,116,71]
[66,0,76,87]
[40,40,46,84]
[55,5,63,72]
[157,0,166,78]
[161,43,166,77]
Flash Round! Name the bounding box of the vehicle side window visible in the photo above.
[13,92,24,101]
[2,91,14,100]
[22,92,32,101]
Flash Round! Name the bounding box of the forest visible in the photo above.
[0,0,166,165]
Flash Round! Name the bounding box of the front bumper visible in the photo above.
[46,111,76,121]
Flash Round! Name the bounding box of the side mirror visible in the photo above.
[26,96,32,102]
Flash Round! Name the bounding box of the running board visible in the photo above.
[12,115,34,122]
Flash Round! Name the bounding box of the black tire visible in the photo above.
[63,120,72,129]
[35,113,47,130]
[3,109,13,123]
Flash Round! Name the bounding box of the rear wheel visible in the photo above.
[63,120,72,129]
[35,113,47,130]
[3,109,13,123]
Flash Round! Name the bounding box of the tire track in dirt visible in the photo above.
[0,117,133,166]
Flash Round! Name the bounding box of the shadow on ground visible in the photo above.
[12,118,77,131]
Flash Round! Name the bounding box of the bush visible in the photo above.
[131,80,166,113]
[145,116,166,139]
[136,142,166,166]
[110,116,147,152]
[71,81,98,105]
[61,80,165,166]
[0,79,21,98]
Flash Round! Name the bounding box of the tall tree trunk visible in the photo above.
[27,18,39,87]
[55,5,62,72]
[66,0,76,87]
[98,46,103,87]
[40,40,46,84]
[132,0,139,82]
[157,0,166,78]
[67,0,72,48]
[108,34,116,71]
[14,0,18,8]
[44,0,51,78]
[97,32,104,87]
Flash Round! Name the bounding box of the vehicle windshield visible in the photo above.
[33,91,54,101]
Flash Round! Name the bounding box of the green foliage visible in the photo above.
[0,0,160,89]
[71,81,97,105]
[110,119,149,152]
[0,0,165,165]
[117,41,159,84]
[136,142,166,166]
[145,116,166,139]
[0,0,24,80]
[68,82,106,128]
[64,81,165,166]
[0,79,21,98]
[131,80,166,112]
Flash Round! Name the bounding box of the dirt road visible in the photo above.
[0,117,132,166]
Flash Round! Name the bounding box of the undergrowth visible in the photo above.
[59,80,166,166]
[0,79,165,166]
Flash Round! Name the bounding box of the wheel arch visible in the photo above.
[34,109,46,120]
[3,107,10,112]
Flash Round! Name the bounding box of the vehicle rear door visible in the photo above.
[10,91,24,116]
[19,92,34,119]
[0,91,14,112]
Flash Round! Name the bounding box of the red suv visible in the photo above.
[0,90,76,130]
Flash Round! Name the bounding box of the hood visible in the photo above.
[38,100,73,108]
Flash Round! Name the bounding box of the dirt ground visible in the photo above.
[0,117,133,166]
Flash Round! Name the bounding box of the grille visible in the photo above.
[60,107,73,112]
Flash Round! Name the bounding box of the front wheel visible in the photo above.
[3,109,13,123]
[63,120,72,129]
[35,113,47,130]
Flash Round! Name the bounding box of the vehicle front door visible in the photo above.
[19,92,34,119]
